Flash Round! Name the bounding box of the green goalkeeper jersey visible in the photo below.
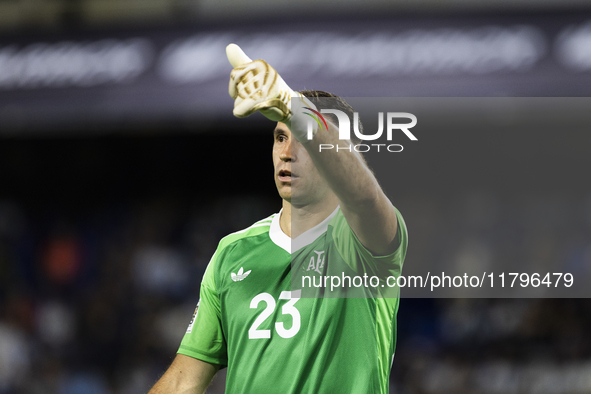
[178,206,407,394]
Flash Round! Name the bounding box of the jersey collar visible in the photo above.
[269,210,291,253]
[269,206,340,254]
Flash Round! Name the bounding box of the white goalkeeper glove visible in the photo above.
[226,43,318,141]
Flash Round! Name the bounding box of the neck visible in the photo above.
[279,196,339,239]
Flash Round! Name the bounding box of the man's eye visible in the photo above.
[277,135,287,142]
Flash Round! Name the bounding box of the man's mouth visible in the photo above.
[278,170,293,182]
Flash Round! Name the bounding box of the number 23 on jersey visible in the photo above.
[248,290,301,339]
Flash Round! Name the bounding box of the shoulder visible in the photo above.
[216,213,277,253]
[206,213,278,284]
[329,206,406,238]
[329,205,408,258]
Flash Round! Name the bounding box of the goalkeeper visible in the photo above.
[148,44,408,394]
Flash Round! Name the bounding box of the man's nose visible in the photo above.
[280,138,292,161]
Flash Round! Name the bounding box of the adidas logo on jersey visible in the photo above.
[231,267,251,282]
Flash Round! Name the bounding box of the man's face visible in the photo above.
[272,122,330,206]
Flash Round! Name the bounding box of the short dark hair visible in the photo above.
[299,90,363,144]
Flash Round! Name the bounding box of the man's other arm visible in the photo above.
[148,354,220,394]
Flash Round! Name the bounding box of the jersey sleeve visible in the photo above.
[177,252,228,366]
[331,206,408,280]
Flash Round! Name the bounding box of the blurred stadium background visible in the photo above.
[1,0,591,393]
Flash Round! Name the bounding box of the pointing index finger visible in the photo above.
[226,43,253,68]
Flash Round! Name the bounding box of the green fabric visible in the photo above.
[178,208,407,394]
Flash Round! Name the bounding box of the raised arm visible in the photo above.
[225,43,399,255]
[297,118,398,255]
[148,354,220,394]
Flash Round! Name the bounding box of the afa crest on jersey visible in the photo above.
[306,250,326,274]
